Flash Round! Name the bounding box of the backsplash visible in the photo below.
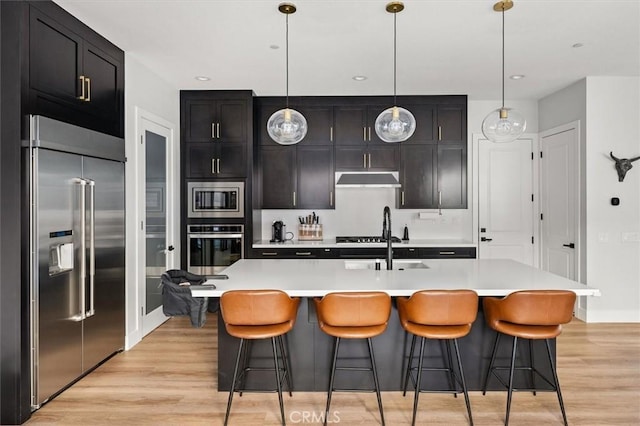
[260,187,473,241]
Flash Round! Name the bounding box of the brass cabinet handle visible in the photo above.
[439,251,456,255]
[330,126,333,142]
[368,127,371,141]
[262,252,278,256]
[363,153,367,168]
[78,76,86,100]
[85,77,91,102]
[216,158,220,174]
[438,190,442,215]
[368,153,372,168]
[211,123,215,139]
[363,127,367,141]
[401,191,405,206]
[217,123,220,139]
[296,252,312,256]
[438,126,442,141]
[330,190,333,206]
[293,191,296,207]
[211,159,216,174]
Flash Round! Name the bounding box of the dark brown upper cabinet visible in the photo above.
[27,2,124,137]
[181,91,253,179]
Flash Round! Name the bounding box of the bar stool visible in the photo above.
[397,289,478,426]
[482,290,576,426]
[314,291,391,426]
[220,289,300,426]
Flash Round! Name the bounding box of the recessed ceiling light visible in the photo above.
[352,75,367,81]
[572,43,584,48]
[270,44,280,50]
[194,76,210,81]
[510,74,525,80]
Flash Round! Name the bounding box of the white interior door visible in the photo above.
[138,116,176,336]
[540,123,579,280]
[478,137,535,265]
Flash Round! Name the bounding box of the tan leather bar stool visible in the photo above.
[220,289,300,426]
[314,291,391,426]
[482,290,576,426]
[397,290,478,426]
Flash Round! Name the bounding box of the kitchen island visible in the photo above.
[191,259,599,391]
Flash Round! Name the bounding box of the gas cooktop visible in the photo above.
[336,236,402,243]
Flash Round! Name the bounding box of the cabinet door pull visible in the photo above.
[262,252,278,256]
[363,153,367,168]
[293,191,296,207]
[85,77,91,102]
[330,126,333,142]
[296,252,312,256]
[78,76,86,100]
[401,191,405,206]
[438,126,442,141]
[211,158,216,174]
[363,127,367,141]
[368,127,371,141]
[438,190,442,215]
[330,190,333,206]
[211,123,215,139]
[439,251,456,255]
[368,153,372,168]
[217,123,220,139]
[216,158,220,174]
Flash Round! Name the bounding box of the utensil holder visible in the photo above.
[298,224,323,241]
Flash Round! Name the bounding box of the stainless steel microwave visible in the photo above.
[187,181,244,218]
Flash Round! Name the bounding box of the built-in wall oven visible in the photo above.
[187,224,243,275]
[187,181,244,218]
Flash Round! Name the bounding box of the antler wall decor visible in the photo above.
[610,152,640,182]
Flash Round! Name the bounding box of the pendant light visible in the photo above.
[374,1,416,143]
[482,0,526,143]
[267,2,307,145]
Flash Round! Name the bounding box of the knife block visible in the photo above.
[298,224,323,241]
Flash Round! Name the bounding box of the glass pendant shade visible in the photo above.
[267,107,307,145]
[375,106,416,143]
[481,107,526,143]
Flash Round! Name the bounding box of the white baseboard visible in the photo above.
[585,309,640,323]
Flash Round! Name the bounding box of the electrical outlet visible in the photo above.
[622,232,640,242]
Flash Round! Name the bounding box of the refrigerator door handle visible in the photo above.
[73,178,88,321]
[87,179,96,318]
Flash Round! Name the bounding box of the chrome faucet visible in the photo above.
[382,206,393,270]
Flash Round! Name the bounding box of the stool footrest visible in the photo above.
[489,365,557,391]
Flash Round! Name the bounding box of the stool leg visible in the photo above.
[403,334,417,396]
[545,339,568,426]
[367,337,385,426]
[505,336,518,426]
[453,339,474,426]
[238,339,252,397]
[445,340,458,398]
[224,338,245,426]
[324,337,340,426]
[278,335,294,396]
[483,332,501,395]
[271,337,286,426]
[411,337,426,426]
[529,339,536,396]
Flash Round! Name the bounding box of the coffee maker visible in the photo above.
[271,220,286,242]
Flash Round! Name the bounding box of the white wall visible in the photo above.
[584,77,640,322]
[539,77,640,322]
[124,54,180,348]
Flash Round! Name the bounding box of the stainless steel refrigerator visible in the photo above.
[27,115,125,409]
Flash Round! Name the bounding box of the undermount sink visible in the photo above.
[344,260,429,270]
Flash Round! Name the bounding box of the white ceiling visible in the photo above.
[54,0,640,101]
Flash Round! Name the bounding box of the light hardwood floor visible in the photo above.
[27,316,640,425]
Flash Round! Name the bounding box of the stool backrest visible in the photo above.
[405,290,478,325]
[498,290,576,326]
[316,292,391,327]
[221,289,299,326]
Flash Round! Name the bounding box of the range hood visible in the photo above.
[335,172,401,188]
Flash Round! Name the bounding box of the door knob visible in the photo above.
[562,243,575,249]
[481,237,493,242]
[167,245,175,251]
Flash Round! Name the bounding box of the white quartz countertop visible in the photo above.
[252,239,477,248]
[190,259,600,298]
